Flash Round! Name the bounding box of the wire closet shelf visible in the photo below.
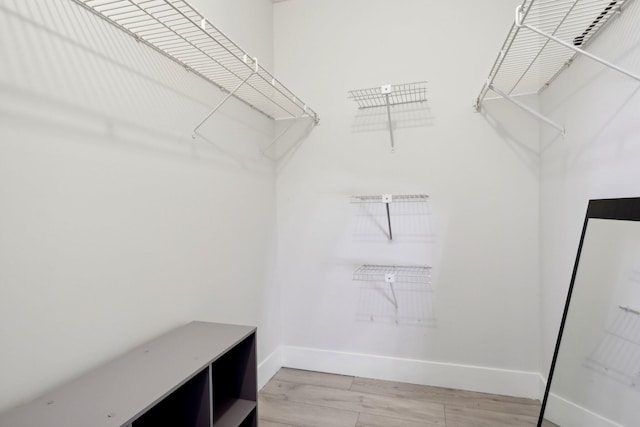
[348,82,427,151]
[353,265,432,285]
[348,82,427,109]
[475,0,639,132]
[72,0,319,128]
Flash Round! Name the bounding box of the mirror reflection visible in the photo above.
[541,217,640,426]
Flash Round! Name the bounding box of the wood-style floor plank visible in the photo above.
[259,394,358,427]
[351,376,540,417]
[355,412,442,427]
[444,405,538,427]
[274,367,354,390]
[259,421,299,427]
[262,380,446,425]
[258,368,543,427]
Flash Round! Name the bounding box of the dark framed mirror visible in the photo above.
[538,197,640,427]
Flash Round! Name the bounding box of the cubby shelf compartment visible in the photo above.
[348,82,427,151]
[351,194,429,240]
[72,0,319,137]
[586,305,640,388]
[475,0,640,134]
[353,264,432,310]
[0,322,257,427]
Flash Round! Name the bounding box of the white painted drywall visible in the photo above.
[273,0,541,395]
[0,0,279,412]
[539,0,640,380]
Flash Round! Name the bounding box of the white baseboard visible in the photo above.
[280,345,541,399]
[258,347,283,390]
[544,393,622,427]
[538,373,547,401]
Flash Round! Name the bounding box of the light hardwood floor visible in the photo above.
[258,368,543,427]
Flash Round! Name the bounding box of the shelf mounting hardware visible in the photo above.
[384,273,398,309]
[382,194,393,240]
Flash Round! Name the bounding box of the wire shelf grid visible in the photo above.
[353,265,432,285]
[73,0,319,123]
[348,82,427,109]
[350,194,429,204]
[586,306,640,388]
[477,0,634,106]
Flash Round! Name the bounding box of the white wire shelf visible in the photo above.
[353,265,432,285]
[72,0,319,130]
[348,82,427,152]
[351,194,429,204]
[351,194,429,240]
[586,306,640,388]
[348,82,427,109]
[475,0,639,133]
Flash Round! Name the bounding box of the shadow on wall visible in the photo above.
[0,0,272,167]
[478,101,542,174]
[350,101,434,134]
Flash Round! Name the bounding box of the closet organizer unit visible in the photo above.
[475,0,640,134]
[72,0,318,145]
[0,322,257,427]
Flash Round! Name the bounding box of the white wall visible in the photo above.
[0,0,279,412]
[273,0,542,397]
[539,0,640,378]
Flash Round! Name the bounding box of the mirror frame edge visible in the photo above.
[537,196,640,427]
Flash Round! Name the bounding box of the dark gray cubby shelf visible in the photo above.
[0,322,257,427]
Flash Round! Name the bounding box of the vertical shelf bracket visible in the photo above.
[381,85,396,152]
[382,194,393,240]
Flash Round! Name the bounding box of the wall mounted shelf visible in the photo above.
[348,82,427,151]
[353,264,432,310]
[72,0,319,140]
[351,194,429,240]
[475,0,640,134]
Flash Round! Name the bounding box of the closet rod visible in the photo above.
[489,85,565,133]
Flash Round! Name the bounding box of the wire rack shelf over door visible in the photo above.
[475,0,639,134]
[72,0,319,135]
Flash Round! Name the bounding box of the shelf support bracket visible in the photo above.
[193,57,258,138]
[489,85,566,134]
[515,5,640,83]
[384,273,399,310]
[383,90,395,152]
[261,108,307,155]
[382,194,393,240]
